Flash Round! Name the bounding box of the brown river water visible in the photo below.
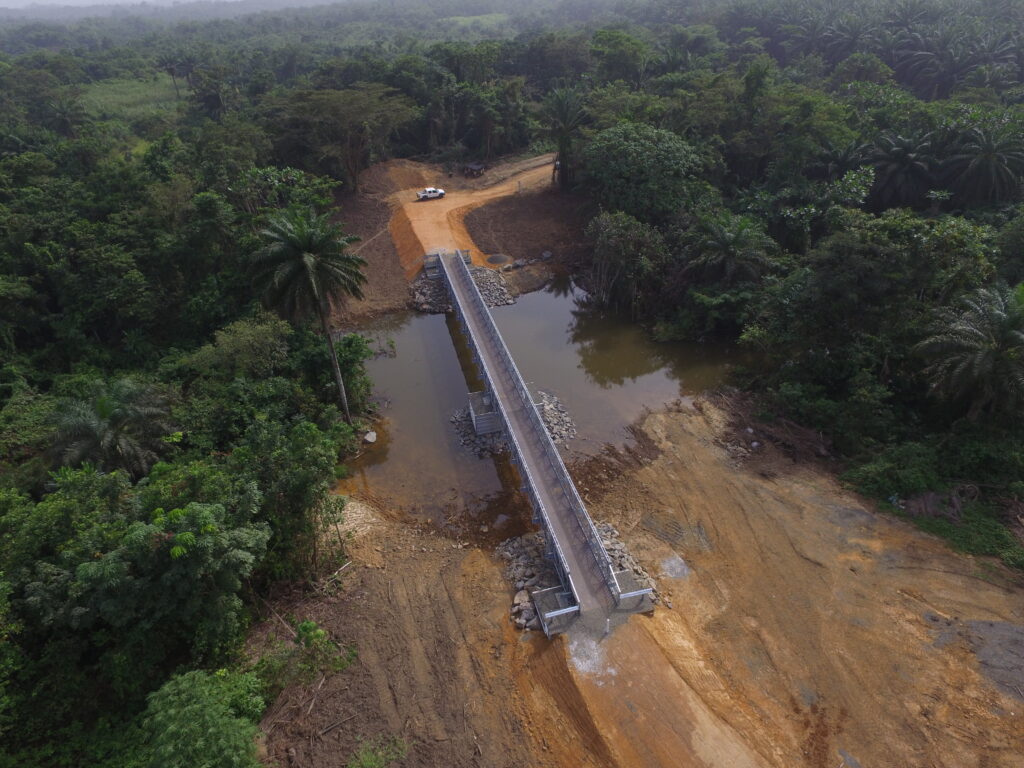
[336,277,749,523]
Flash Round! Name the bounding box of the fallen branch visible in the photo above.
[305,675,327,716]
[258,597,298,640]
[320,713,357,737]
[319,561,352,590]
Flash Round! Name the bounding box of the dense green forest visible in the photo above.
[2,0,1024,763]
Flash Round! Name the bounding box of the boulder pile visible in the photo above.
[450,391,576,456]
[410,273,450,313]
[537,390,576,444]
[471,266,515,307]
[450,406,507,457]
[596,522,659,602]
[410,267,515,314]
[496,533,560,632]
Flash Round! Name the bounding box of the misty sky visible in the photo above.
[0,0,248,8]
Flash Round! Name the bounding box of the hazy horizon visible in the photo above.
[0,0,304,9]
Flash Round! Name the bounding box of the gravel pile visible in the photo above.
[596,522,659,602]
[410,268,515,314]
[496,533,560,632]
[450,391,576,456]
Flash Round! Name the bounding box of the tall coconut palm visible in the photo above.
[251,209,366,422]
[869,130,936,209]
[684,212,775,286]
[52,378,172,477]
[916,285,1024,420]
[541,86,587,191]
[945,126,1024,205]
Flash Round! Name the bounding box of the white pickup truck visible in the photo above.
[416,187,446,200]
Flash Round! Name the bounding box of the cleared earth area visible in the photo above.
[261,158,1024,768]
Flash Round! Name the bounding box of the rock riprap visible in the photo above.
[496,534,560,632]
[450,390,576,456]
[536,390,576,444]
[411,267,515,314]
[450,406,507,457]
[596,521,660,603]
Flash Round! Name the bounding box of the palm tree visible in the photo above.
[156,52,183,99]
[52,378,172,477]
[897,26,979,98]
[916,285,1024,421]
[44,94,88,138]
[250,209,366,422]
[869,131,936,209]
[884,0,933,33]
[817,138,870,180]
[541,87,587,191]
[684,212,775,286]
[781,14,830,60]
[945,126,1024,205]
[824,15,879,63]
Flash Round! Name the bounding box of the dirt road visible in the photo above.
[263,158,1024,768]
[383,155,554,279]
[332,155,555,320]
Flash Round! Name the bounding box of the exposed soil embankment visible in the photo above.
[259,501,539,768]
[330,191,409,321]
[569,401,1024,768]
[463,187,593,268]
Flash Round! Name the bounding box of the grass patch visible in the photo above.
[910,503,1024,568]
[346,737,408,768]
[81,74,181,126]
[440,13,510,31]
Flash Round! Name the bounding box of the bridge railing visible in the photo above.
[440,255,582,623]
[444,254,623,604]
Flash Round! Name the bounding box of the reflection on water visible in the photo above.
[336,279,750,520]
[493,278,751,449]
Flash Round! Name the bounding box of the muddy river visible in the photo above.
[337,277,749,521]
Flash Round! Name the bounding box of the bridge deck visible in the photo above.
[440,252,618,626]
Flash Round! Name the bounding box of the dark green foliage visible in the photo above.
[917,285,1024,420]
[582,123,701,223]
[584,210,668,316]
[144,670,264,768]
[844,442,944,499]
[51,378,172,477]
[912,505,1024,568]
[0,470,269,734]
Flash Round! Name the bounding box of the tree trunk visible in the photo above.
[318,304,353,424]
[557,139,572,190]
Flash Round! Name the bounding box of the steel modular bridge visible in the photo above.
[431,250,653,636]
